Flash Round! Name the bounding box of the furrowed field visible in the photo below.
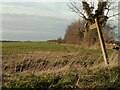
[2,42,120,89]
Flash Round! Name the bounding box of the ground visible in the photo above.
[1,42,120,89]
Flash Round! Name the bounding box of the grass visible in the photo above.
[2,41,107,54]
[2,41,120,89]
[2,42,81,54]
[2,42,64,54]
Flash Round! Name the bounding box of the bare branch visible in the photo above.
[105,0,119,16]
[68,1,88,20]
[105,1,113,16]
[67,4,83,18]
[108,13,120,18]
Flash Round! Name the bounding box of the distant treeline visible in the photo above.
[1,40,21,42]
[47,37,64,44]
[0,40,43,42]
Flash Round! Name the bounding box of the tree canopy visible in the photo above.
[68,0,120,26]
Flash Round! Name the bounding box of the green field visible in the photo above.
[2,41,102,53]
[2,42,120,89]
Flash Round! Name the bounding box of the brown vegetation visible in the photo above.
[63,19,116,48]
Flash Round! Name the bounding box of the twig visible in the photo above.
[108,13,120,18]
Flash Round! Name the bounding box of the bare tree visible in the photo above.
[68,0,120,25]
[68,0,120,46]
[64,20,85,44]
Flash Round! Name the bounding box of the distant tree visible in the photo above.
[64,19,85,44]
[57,37,63,44]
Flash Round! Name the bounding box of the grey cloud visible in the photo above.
[2,13,72,41]
[2,2,79,41]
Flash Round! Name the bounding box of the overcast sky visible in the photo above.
[1,2,80,41]
[1,1,119,41]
